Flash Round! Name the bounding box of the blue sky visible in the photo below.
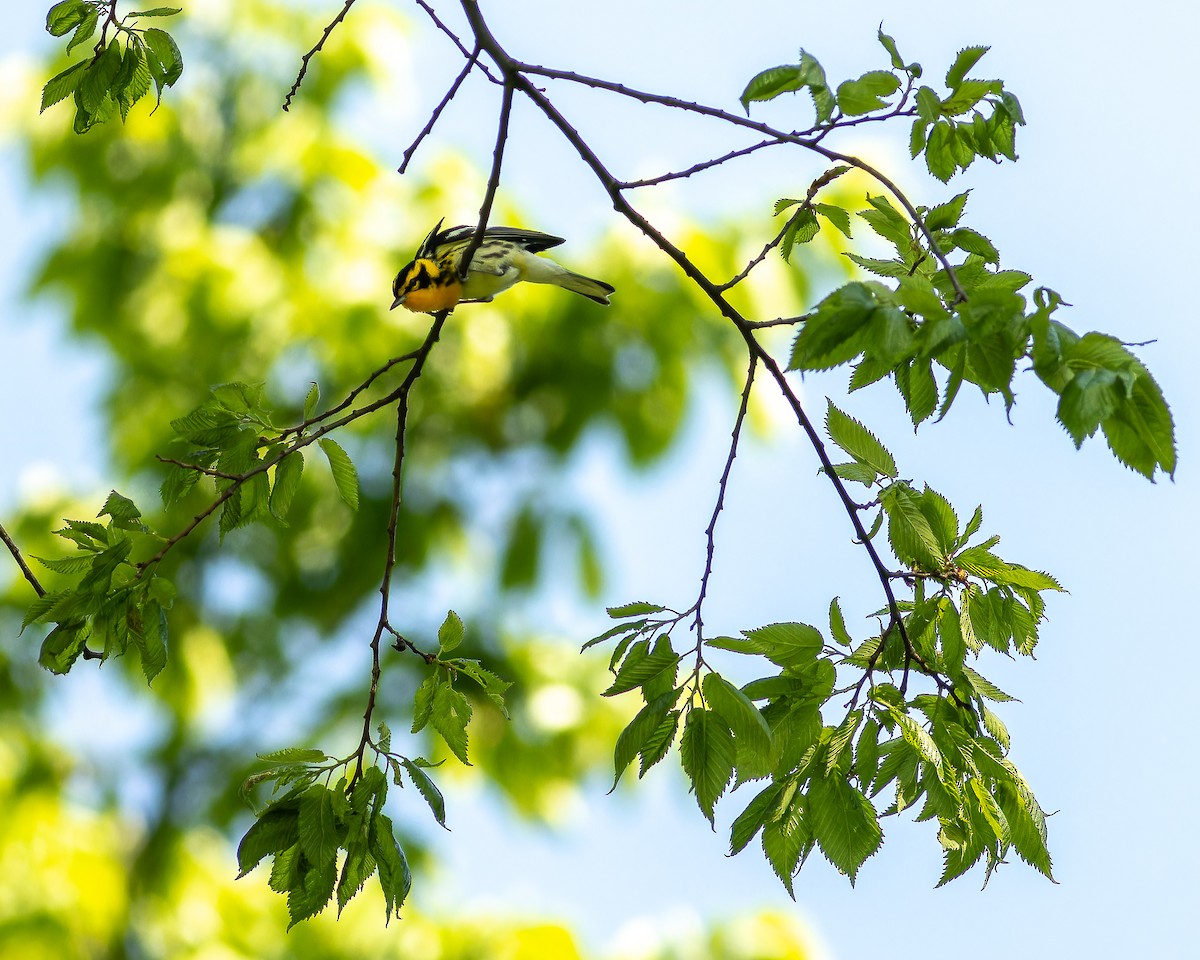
[3,2,1198,958]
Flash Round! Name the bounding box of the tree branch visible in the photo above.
[352,309,452,785]
[0,520,46,598]
[283,0,361,112]
[399,46,483,174]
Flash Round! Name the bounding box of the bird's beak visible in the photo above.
[390,295,404,310]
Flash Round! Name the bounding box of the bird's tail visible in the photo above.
[552,270,615,305]
[520,254,614,305]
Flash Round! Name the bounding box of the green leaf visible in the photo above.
[638,709,680,776]
[740,622,823,669]
[258,747,329,764]
[79,41,122,114]
[825,399,898,478]
[606,601,664,618]
[143,26,183,88]
[299,785,342,868]
[703,673,773,768]
[318,438,359,510]
[38,622,89,674]
[812,202,852,239]
[603,636,679,696]
[437,609,464,654]
[127,6,183,16]
[679,707,735,824]
[612,688,680,789]
[945,46,990,88]
[925,121,957,182]
[581,617,647,652]
[729,780,783,855]
[808,775,882,883]
[925,192,970,232]
[430,678,472,765]
[46,0,88,36]
[790,282,879,370]
[836,70,901,116]
[828,597,852,648]
[237,799,301,877]
[950,228,999,263]
[269,452,304,521]
[761,787,808,897]
[880,483,944,570]
[65,6,99,55]
[140,598,168,682]
[858,195,911,249]
[826,709,863,775]
[369,814,411,923]
[780,207,819,262]
[401,759,447,829]
[99,489,141,521]
[960,664,1016,703]
[740,52,832,122]
[877,28,905,71]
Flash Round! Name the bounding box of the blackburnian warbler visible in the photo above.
[391,220,615,313]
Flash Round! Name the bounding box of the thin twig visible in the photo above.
[413,0,500,84]
[351,310,451,786]
[619,138,785,190]
[155,456,242,481]
[0,520,46,598]
[278,351,420,441]
[399,46,482,174]
[511,60,966,301]
[691,353,758,643]
[459,78,515,279]
[746,314,810,329]
[720,221,789,291]
[283,0,360,112]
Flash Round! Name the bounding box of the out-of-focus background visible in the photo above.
[1,1,1196,958]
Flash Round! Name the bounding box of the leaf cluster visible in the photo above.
[24,491,174,681]
[238,750,419,926]
[590,401,1061,890]
[781,190,1173,478]
[42,1,183,133]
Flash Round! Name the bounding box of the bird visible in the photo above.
[391,220,615,313]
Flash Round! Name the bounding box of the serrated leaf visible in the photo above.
[437,609,464,654]
[828,597,852,648]
[41,59,89,112]
[237,800,301,877]
[318,438,359,510]
[99,490,141,521]
[826,709,863,775]
[703,673,772,768]
[430,678,472,765]
[825,400,898,479]
[808,775,882,883]
[46,0,88,36]
[638,709,680,776]
[730,780,784,855]
[945,46,990,88]
[960,664,1016,703]
[258,747,329,764]
[679,708,735,824]
[269,452,304,521]
[812,202,852,239]
[606,601,664,618]
[603,636,679,696]
[127,6,183,16]
[761,787,808,897]
[740,622,823,669]
[401,758,447,828]
[951,228,999,263]
[143,26,183,87]
[612,688,680,789]
[836,70,901,116]
[925,192,970,231]
[299,785,341,868]
[140,598,168,682]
